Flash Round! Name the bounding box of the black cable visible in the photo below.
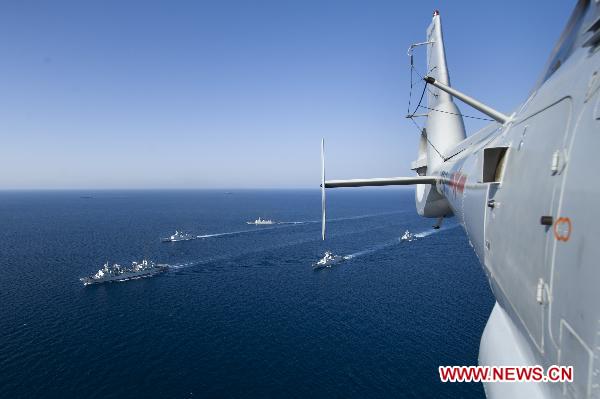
[424,133,446,160]
[407,81,427,118]
[418,105,494,121]
[405,45,474,161]
[408,115,422,132]
[415,65,438,98]
[408,116,446,161]
[407,54,414,115]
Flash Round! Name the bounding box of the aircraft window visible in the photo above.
[540,0,590,83]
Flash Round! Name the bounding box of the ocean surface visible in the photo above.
[0,189,494,398]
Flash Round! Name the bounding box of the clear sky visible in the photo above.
[0,1,574,189]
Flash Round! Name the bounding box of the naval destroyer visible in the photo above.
[313,251,345,270]
[80,259,168,285]
[162,230,196,242]
[246,217,275,225]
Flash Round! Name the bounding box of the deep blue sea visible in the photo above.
[0,189,493,398]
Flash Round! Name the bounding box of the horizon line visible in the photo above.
[0,186,413,191]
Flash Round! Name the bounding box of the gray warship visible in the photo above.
[80,259,168,286]
[162,230,196,242]
[246,217,275,225]
[313,251,345,270]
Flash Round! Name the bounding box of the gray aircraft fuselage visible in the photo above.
[322,2,600,398]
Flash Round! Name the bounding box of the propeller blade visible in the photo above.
[321,138,326,241]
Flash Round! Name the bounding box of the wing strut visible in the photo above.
[424,76,510,124]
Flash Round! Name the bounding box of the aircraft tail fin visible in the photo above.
[406,10,466,218]
[426,10,452,107]
[422,10,466,172]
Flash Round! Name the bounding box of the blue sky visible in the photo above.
[0,1,574,189]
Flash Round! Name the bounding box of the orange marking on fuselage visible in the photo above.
[553,217,572,242]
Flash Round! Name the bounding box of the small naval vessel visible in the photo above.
[246,217,275,225]
[80,259,168,285]
[401,230,415,242]
[162,230,195,242]
[313,251,345,270]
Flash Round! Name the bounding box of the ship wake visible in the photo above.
[168,221,458,272]
[344,224,459,260]
[197,211,406,239]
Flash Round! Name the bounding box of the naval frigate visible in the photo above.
[80,259,168,285]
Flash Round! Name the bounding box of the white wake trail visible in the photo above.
[413,223,460,238]
[196,211,406,239]
[169,224,460,272]
[343,224,460,260]
[196,227,278,239]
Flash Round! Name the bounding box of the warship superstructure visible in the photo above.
[246,217,275,225]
